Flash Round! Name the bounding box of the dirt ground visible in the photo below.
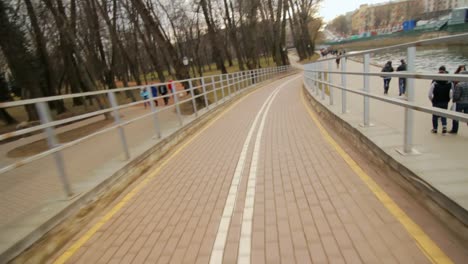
[7,118,114,158]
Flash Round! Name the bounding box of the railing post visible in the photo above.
[201,77,209,110]
[211,76,218,105]
[36,101,73,197]
[403,46,417,154]
[108,91,131,160]
[341,57,348,114]
[321,61,325,100]
[148,86,162,138]
[220,74,226,100]
[315,64,319,96]
[189,79,198,117]
[243,71,247,90]
[173,84,183,126]
[227,74,232,97]
[236,72,241,93]
[328,59,334,105]
[363,54,371,126]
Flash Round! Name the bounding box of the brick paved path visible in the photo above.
[49,75,467,263]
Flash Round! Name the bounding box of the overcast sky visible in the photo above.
[319,0,388,22]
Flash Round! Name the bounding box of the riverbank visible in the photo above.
[326,31,467,51]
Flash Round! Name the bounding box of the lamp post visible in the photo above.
[307,44,311,59]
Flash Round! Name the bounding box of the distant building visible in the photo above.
[351,0,416,35]
[424,0,468,12]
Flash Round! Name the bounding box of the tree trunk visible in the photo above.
[24,0,66,114]
[130,0,190,83]
[224,0,245,71]
[200,0,227,74]
[0,0,43,121]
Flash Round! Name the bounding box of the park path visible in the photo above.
[46,74,468,263]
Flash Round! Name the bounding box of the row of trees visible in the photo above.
[0,0,322,123]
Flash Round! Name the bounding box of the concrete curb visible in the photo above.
[302,84,468,240]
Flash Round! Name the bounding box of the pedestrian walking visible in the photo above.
[335,52,341,69]
[381,61,394,95]
[454,65,466,86]
[140,88,149,109]
[168,80,174,93]
[159,84,169,105]
[449,71,468,134]
[428,66,453,134]
[396,59,407,96]
[151,85,159,106]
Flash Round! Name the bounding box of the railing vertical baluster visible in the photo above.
[235,72,239,93]
[189,79,198,117]
[211,76,218,105]
[404,46,416,154]
[227,74,232,97]
[173,83,183,126]
[321,61,325,100]
[108,91,131,160]
[220,74,226,100]
[341,57,348,114]
[328,59,334,105]
[36,101,73,197]
[148,86,161,138]
[201,77,209,110]
[363,54,371,126]
[315,64,319,96]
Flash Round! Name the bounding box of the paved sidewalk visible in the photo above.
[307,58,468,213]
[44,75,467,263]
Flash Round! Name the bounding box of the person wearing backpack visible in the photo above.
[449,71,468,134]
[428,66,453,134]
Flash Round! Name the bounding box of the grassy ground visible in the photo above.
[297,54,320,64]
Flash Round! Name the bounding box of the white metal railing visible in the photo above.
[304,33,468,155]
[0,65,292,196]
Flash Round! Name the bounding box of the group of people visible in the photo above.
[381,61,468,134]
[380,59,407,96]
[140,80,174,109]
[429,65,467,134]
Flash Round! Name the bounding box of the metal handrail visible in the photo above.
[0,65,291,196]
[304,36,468,155]
[304,76,468,122]
[305,70,468,82]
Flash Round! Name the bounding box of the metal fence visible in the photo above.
[0,66,291,197]
[303,33,468,155]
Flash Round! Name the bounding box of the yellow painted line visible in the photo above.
[53,78,291,264]
[300,89,452,264]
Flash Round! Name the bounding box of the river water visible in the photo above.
[353,45,468,73]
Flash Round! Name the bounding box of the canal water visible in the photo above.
[353,45,468,73]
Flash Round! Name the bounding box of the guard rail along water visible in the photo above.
[303,33,468,155]
[0,66,292,196]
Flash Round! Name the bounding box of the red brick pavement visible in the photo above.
[48,75,467,264]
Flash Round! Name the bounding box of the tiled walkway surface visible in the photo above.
[48,75,468,263]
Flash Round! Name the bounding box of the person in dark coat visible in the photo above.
[150,85,159,106]
[428,66,453,134]
[396,59,407,96]
[159,84,169,105]
[449,71,468,134]
[381,61,394,95]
